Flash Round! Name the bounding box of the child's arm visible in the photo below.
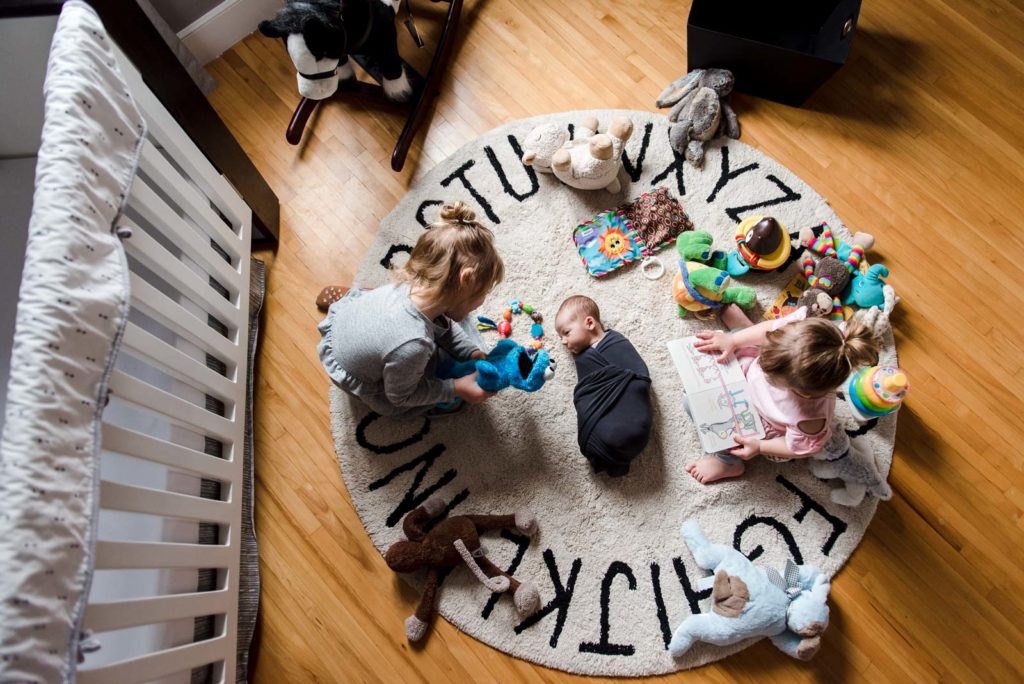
[383,340,460,407]
[436,318,485,360]
[730,435,801,460]
[693,320,775,362]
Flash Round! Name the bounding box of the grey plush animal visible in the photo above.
[656,69,740,167]
[809,429,892,506]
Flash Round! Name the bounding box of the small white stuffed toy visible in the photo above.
[670,520,831,661]
[809,429,893,506]
[522,117,633,192]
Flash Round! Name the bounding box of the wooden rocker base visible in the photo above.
[285,0,464,172]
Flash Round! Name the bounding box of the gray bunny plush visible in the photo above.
[809,429,892,506]
[656,69,740,167]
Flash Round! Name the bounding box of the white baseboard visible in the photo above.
[178,0,283,65]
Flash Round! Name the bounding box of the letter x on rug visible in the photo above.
[327,110,898,676]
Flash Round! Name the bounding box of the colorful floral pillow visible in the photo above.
[572,187,693,278]
[572,211,646,278]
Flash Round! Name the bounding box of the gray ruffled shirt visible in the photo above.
[317,283,482,417]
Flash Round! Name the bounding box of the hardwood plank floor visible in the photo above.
[205,1,1024,680]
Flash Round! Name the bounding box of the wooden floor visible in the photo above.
[205,1,1024,681]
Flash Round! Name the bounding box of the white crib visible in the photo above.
[0,5,264,683]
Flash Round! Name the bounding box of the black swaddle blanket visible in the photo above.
[573,330,653,477]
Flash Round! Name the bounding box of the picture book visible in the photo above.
[666,336,765,453]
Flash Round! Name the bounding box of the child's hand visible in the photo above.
[693,331,736,362]
[470,349,488,361]
[729,435,761,460]
[454,373,496,404]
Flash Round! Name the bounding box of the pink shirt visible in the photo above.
[737,309,833,455]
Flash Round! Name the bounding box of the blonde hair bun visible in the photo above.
[440,201,476,224]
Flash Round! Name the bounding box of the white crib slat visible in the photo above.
[129,272,238,361]
[137,142,244,263]
[101,424,234,481]
[109,370,236,443]
[117,49,248,232]
[77,634,227,684]
[100,480,232,523]
[121,218,240,329]
[84,589,230,633]
[129,171,241,293]
[95,541,231,570]
[121,322,236,403]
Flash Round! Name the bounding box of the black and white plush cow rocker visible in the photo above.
[258,0,413,103]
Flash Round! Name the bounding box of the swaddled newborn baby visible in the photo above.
[555,296,653,477]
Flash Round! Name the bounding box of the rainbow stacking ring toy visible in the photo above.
[848,365,909,419]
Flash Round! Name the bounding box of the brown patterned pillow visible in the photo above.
[620,186,693,251]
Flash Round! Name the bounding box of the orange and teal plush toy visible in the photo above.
[673,231,756,317]
[847,365,909,422]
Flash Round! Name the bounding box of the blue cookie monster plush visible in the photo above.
[438,339,555,393]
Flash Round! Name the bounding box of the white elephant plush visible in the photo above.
[521,116,633,192]
[669,520,831,661]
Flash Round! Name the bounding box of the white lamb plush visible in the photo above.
[522,116,633,192]
[809,429,892,507]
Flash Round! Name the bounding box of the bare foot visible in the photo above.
[720,303,753,331]
[686,456,745,484]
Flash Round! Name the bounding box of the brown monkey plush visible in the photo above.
[385,495,541,641]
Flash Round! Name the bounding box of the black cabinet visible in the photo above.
[687,0,861,106]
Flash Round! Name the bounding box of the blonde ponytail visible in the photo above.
[760,315,880,396]
[394,200,504,310]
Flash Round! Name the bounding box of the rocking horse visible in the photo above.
[258,0,463,171]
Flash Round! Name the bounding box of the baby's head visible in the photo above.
[759,313,880,397]
[555,295,605,354]
[397,201,504,320]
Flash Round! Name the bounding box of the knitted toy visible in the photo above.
[809,429,893,506]
[795,287,843,320]
[669,521,831,661]
[656,69,740,167]
[438,339,555,393]
[725,216,793,276]
[549,117,634,192]
[673,232,756,318]
[385,495,541,641]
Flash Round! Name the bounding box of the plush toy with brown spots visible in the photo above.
[385,495,541,642]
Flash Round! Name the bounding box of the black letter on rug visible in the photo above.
[649,562,672,650]
[733,516,804,564]
[368,444,468,527]
[379,244,413,271]
[514,549,582,648]
[724,174,802,223]
[481,530,531,619]
[621,122,654,183]
[672,557,712,615]
[415,200,445,227]
[484,135,539,202]
[651,141,686,197]
[777,475,848,556]
[706,145,759,204]
[441,160,500,224]
[356,412,430,455]
[579,561,637,656]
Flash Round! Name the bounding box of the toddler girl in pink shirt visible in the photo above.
[687,304,879,484]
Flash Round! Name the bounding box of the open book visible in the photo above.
[666,336,766,453]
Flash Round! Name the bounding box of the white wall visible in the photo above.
[0,15,57,158]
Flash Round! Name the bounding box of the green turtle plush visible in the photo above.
[672,232,756,318]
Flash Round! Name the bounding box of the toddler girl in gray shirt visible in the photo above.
[318,202,504,418]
